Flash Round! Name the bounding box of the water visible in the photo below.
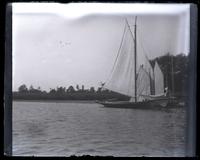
[13,101,186,157]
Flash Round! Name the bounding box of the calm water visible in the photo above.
[13,101,186,157]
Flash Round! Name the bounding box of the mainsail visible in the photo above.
[104,20,136,98]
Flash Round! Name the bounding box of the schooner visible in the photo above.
[97,17,176,108]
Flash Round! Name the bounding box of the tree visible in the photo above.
[97,87,102,93]
[49,88,56,94]
[67,86,75,93]
[29,85,34,91]
[89,87,95,93]
[76,84,80,91]
[81,85,84,91]
[152,53,188,94]
[18,84,28,93]
[42,90,47,94]
[56,86,66,94]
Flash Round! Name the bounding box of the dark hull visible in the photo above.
[96,98,182,109]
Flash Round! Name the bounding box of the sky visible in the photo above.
[12,3,190,91]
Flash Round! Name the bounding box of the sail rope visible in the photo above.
[128,50,135,95]
[125,18,135,48]
[126,45,133,95]
[137,66,151,100]
[137,67,143,95]
[104,20,127,86]
[137,27,152,63]
[125,19,136,96]
[136,26,157,96]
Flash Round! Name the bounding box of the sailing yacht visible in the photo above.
[97,17,176,109]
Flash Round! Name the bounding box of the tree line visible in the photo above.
[17,84,100,94]
[13,84,129,101]
[150,53,188,96]
[13,53,189,100]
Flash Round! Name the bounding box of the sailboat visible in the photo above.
[97,17,176,109]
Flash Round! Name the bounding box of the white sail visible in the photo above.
[143,59,154,94]
[104,20,136,97]
[144,58,154,80]
[137,65,151,101]
[154,61,164,95]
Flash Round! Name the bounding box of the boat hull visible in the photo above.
[96,98,181,109]
[98,101,155,109]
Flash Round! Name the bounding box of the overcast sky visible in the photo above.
[12,3,190,91]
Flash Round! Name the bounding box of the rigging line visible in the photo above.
[139,83,146,96]
[131,21,153,93]
[137,28,154,87]
[137,27,148,56]
[125,21,135,95]
[137,68,146,95]
[126,48,132,95]
[143,68,151,95]
[127,42,135,95]
[125,18,136,96]
[105,19,127,85]
[125,18,135,48]
[137,27,151,62]
[136,66,142,87]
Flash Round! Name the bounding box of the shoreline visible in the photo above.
[13,99,98,103]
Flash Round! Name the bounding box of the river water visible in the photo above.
[13,101,186,157]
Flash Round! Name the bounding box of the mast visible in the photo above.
[134,16,137,102]
[171,55,174,96]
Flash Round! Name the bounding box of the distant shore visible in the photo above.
[13,99,99,103]
[12,91,129,102]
